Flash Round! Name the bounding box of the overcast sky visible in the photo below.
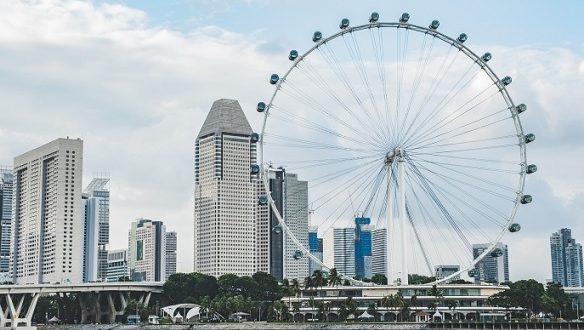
[0,0,583,281]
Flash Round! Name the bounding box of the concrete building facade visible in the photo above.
[0,169,12,279]
[128,219,166,282]
[194,99,258,277]
[165,231,177,280]
[106,249,128,282]
[11,138,83,284]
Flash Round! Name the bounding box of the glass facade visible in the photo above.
[354,217,372,278]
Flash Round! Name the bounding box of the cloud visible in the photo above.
[0,0,581,281]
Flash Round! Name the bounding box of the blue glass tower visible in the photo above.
[354,217,372,278]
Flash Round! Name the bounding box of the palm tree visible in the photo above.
[328,268,342,287]
[448,300,459,320]
[303,276,313,291]
[345,297,358,320]
[291,279,301,297]
[312,270,324,290]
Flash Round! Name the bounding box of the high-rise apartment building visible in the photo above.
[324,228,356,277]
[371,227,387,279]
[165,231,177,280]
[106,249,128,282]
[0,169,13,278]
[194,99,258,277]
[472,242,509,284]
[128,219,166,282]
[11,138,83,284]
[82,178,110,282]
[550,228,584,287]
[308,226,323,275]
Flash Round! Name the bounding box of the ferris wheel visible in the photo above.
[257,12,536,285]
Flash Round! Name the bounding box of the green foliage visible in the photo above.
[328,268,342,287]
[408,274,436,284]
[371,273,387,285]
[33,295,59,324]
[124,299,149,322]
[163,272,218,305]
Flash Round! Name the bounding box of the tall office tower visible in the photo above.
[283,173,309,281]
[128,219,166,282]
[354,217,372,279]
[194,99,258,277]
[165,231,177,280]
[0,169,13,279]
[324,228,356,277]
[550,228,584,287]
[435,265,460,282]
[371,227,387,279]
[308,226,323,275]
[257,168,309,281]
[82,178,110,282]
[11,138,83,284]
[472,242,509,284]
[106,249,128,282]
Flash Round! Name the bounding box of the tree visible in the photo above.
[218,273,240,297]
[163,273,196,304]
[371,274,387,285]
[33,296,59,324]
[125,299,149,323]
[311,270,325,289]
[542,282,571,318]
[345,297,358,320]
[328,268,342,287]
[253,272,281,301]
[448,300,459,320]
[409,274,436,284]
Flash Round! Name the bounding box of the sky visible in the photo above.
[0,0,583,281]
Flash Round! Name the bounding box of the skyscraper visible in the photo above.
[308,226,323,275]
[11,138,83,284]
[435,265,460,282]
[257,168,309,281]
[128,218,166,282]
[106,249,128,282]
[354,217,372,279]
[82,178,110,282]
[371,227,387,279]
[283,173,309,281]
[194,99,258,277]
[165,231,177,280]
[472,242,509,284]
[550,228,584,287]
[324,228,356,277]
[0,169,12,279]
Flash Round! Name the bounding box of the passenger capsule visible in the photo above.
[502,76,512,86]
[272,225,282,234]
[429,20,440,29]
[269,74,279,85]
[457,33,468,43]
[508,223,521,233]
[339,18,350,29]
[521,195,533,204]
[312,31,322,42]
[524,133,535,144]
[400,12,410,23]
[251,133,260,143]
[481,52,492,62]
[293,250,303,260]
[251,164,260,175]
[257,102,266,113]
[516,104,527,114]
[369,12,380,23]
[468,269,478,277]
[490,248,504,258]
[258,195,269,205]
[526,164,537,174]
[288,50,298,61]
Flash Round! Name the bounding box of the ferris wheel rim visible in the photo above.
[258,17,529,285]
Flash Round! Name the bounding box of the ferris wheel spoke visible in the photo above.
[265,133,381,153]
[304,157,383,187]
[405,160,473,254]
[369,27,393,145]
[269,109,382,150]
[404,173,467,267]
[395,26,411,145]
[404,62,483,145]
[317,44,389,145]
[342,32,388,145]
[408,159,511,223]
[407,151,520,165]
[408,155,519,193]
[410,107,512,149]
[398,33,435,143]
[295,61,376,137]
[401,47,460,142]
[404,200,435,274]
[410,135,518,153]
[406,82,499,147]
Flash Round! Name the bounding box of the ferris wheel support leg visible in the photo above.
[386,165,393,285]
[398,157,409,285]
